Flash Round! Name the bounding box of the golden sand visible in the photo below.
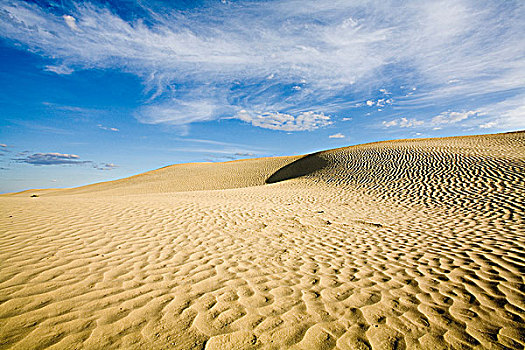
[1,131,524,349]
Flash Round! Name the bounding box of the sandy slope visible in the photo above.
[1,131,524,350]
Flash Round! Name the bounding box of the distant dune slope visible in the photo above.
[13,155,300,196]
[10,131,524,200]
[298,131,525,209]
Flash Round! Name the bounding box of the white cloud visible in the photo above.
[0,144,7,148]
[63,15,78,31]
[367,98,394,109]
[476,95,525,130]
[400,118,424,128]
[342,117,352,121]
[329,133,345,139]
[479,121,497,129]
[429,102,525,131]
[0,0,524,128]
[382,120,398,127]
[384,104,522,131]
[431,110,479,125]
[236,110,331,131]
[44,65,74,75]
[97,124,119,132]
[383,117,424,128]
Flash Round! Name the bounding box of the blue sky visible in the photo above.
[1,0,524,193]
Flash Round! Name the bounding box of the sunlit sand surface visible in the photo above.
[1,131,524,349]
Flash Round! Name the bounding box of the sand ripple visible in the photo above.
[1,132,524,349]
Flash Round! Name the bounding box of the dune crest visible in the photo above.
[1,131,524,349]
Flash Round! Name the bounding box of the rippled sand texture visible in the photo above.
[1,132,524,350]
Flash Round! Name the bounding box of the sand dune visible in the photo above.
[1,131,524,349]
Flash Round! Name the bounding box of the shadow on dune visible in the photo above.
[266,152,329,184]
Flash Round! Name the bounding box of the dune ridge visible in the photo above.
[1,131,524,349]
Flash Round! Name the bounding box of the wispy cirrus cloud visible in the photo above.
[42,102,95,112]
[97,124,119,132]
[7,119,72,134]
[174,138,269,156]
[136,99,218,125]
[0,0,523,131]
[44,64,74,75]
